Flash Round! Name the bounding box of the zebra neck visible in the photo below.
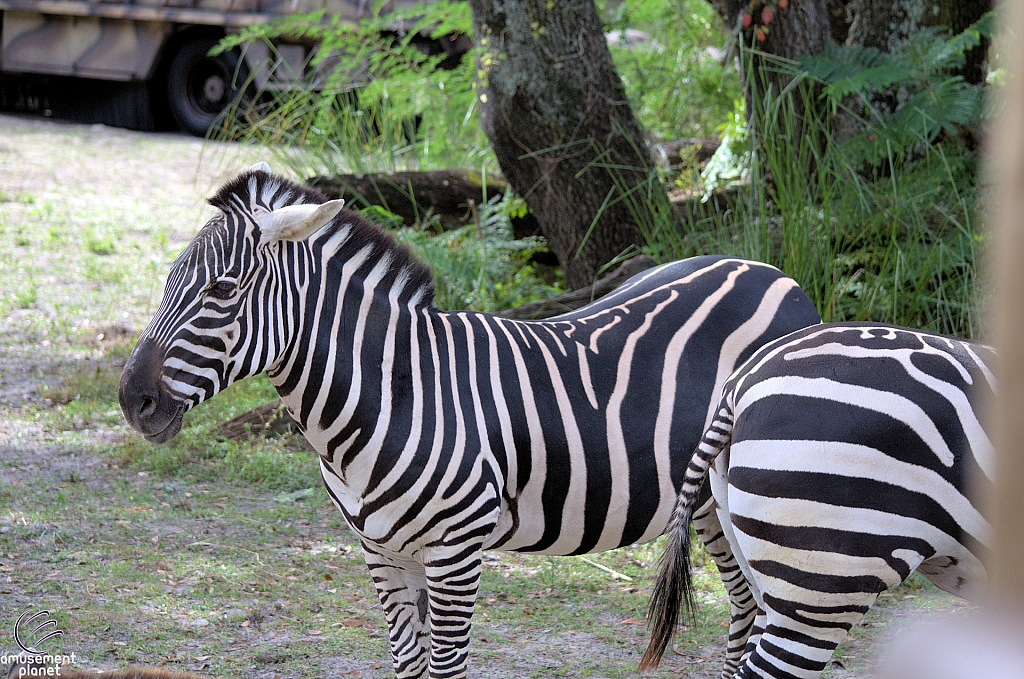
[270,264,436,497]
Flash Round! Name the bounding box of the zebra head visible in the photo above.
[118,163,345,443]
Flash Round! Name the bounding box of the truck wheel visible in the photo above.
[166,38,246,137]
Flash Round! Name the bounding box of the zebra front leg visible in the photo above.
[692,496,758,679]
[422,544,484,679]
[363,543,432,679]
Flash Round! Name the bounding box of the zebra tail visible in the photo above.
[639,400,734,670]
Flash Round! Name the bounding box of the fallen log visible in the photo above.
[308,136,722,237]
[218,255,658,440]
[651,137,721,169]
[309,169,542,238]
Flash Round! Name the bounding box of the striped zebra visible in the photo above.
[117,165,821,678]
[641,323,995,679]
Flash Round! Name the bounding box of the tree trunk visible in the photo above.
[466,0,652,290]
[709,0,831,61]
[845,0,992,82]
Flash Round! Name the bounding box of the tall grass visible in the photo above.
[637,28,986,339]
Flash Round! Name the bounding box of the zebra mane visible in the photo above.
[209,169,436,306]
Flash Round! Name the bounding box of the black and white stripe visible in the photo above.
[642,323,996,679]
[119,167,822,678]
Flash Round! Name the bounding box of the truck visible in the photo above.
[0,0,469,135]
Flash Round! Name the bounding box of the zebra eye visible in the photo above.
[208,280,236,299]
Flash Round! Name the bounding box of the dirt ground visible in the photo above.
[0,113,973,679]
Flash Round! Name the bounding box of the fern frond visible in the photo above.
[799,42,889,83]
[800,42,916,103]
[822,64,916,101]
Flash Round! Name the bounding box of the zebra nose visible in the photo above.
[121,381,162,427]
[119,336,167,430]
[139,396,158,419]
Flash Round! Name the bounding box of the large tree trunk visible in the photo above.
[710,0,831,61]
[845,0,992,82]
[466,0,652,290]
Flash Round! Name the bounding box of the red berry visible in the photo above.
[762,6,774,24]
[741,11,752,28]
[756,26,766,40]
[869,133,877,141]
[779,0,788,8]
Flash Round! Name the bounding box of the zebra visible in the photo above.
[117,164,821,678]
[641,322,995,679]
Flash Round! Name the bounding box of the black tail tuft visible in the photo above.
[639,497,697,670]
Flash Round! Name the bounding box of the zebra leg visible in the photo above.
[692,495,757,679]
[363,543,432,679]
[421,545,484,679]
[738,609,766,669]
[734,592,879,679]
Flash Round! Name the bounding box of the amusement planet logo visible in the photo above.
[1,611,77,677]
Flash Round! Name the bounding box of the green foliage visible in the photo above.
[700,97,750,194]
[640,19,987,338]
[390,192,561,312]
[798,14,995,168]
[601,0,740,139]
[214,0,489,176]
[217,0,741,177]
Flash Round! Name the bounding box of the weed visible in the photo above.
[85,257,127,284]
[46,224,68,245]
[83,226,118,255]
[14,282,37,308]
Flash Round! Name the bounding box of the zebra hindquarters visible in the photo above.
[726,437,937,679]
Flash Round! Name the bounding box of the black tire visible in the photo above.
[165,37,246,137]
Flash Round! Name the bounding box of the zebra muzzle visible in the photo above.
[119,338,186,444]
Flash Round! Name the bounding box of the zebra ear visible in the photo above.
[248,161,272,174]
[256,200,346,245]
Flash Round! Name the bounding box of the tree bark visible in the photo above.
[709,0,831,61]
[466,0,652,290]
[845,0,992,82]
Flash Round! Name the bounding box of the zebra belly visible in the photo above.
[487,444,679,556]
